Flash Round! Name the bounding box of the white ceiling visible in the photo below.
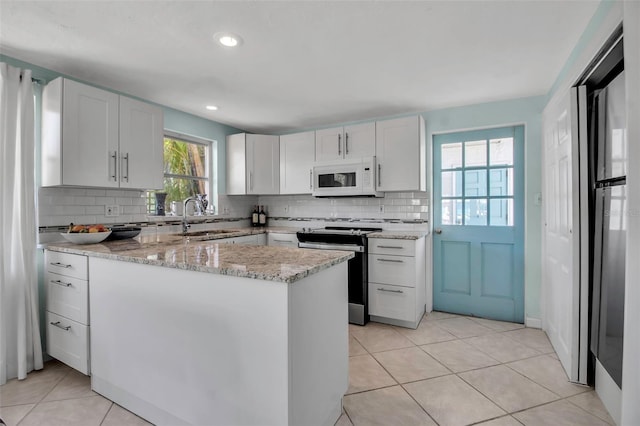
[0,1,599,134]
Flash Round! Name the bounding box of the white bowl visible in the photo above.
[61,231,112,245]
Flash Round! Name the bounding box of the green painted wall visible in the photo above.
[421,96,546,321]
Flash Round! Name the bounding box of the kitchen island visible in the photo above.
[46,236,353,426]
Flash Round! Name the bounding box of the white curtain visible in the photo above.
[0,63,43,385]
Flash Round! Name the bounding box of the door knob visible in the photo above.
[434,228,442,234]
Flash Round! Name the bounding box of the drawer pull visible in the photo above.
[50,321,71,331]
[51,279,72,287]
[50,262,72,268]
[377,258,404,263]
[273,239,291,243]
[377,287,404,294]
[376,245,404,249]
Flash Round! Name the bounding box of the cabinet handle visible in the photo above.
[309,169,313,190]
[378,164,382,186]
[110,151,118,181]
[377,245,403,249]
[50,321,71,331]
[249,172,253,191]
[273,239,290,243]
[121,153,129,182]
[377,258,404,263]
[337,133,342,156]
[345,132,349,154]
[377,287,404,294]
[51,279,72,287]
[50,262,72,268]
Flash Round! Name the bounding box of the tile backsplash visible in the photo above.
[258,191,429,221]
[38,188,428,228]
[38,187,147,226]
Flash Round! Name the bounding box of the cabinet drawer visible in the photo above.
[45,251,88,280]
[268,233,298,247]
[368,238,415,256]
[45,271,89,324]
[369,254,416,287]
[46,311,89,375]
[368,283,415,322]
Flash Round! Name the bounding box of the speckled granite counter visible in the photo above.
[367,230,429,239]
[46,233,352,284]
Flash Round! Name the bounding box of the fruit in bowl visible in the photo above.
[68,223,109,233]
[62,223,111,244]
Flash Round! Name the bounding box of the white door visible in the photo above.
[226,134,247,195]
[542,87,587,384]
[280,131,315,194]
[315,126,343,162]
[119,96,164,190]
[343,122,375,159]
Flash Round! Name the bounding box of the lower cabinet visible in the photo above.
[368,237,427,329]
[44,250,90,374]
[267,232,299,248]
[221,233,267,245]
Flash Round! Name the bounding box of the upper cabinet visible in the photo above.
[227,133,280,195]
[280,131,315,194]
[315,122,375,162]
[42,78,163,189]
[375,115,426,192]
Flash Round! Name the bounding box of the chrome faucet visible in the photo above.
[182,196,205,235]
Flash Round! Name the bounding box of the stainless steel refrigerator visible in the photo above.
[590,70,627,388]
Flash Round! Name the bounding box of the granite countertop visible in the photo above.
[367,230,429,240]
[46,233,352,284]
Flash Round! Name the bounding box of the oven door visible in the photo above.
[298,241,369,325]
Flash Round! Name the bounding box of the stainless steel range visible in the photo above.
[296,226,382,325]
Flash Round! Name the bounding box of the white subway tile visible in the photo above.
[63,188,86,196]
[86,206,105,215]
[63,206,85,215]
[116,197,133,206]
[85,189,106,196]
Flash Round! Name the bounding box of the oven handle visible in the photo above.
[298,242,364,252]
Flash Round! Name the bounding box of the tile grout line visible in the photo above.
[15,366,73,425]
[99,402,115,426]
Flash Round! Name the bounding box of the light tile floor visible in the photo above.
[0,311,615,426]
[339,311,616,426]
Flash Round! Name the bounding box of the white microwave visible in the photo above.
[312,157,383,197]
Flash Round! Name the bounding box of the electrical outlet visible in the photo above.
[284,205,289,214]
[379,205,385,213]
[105,205,120,217]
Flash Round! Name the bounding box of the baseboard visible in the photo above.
[525,317,542,328]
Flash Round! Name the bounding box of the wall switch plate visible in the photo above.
[535,193,542,206]
[105,205,120,217]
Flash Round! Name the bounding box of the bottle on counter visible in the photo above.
[252,205,259,227]
[259,205,267,227]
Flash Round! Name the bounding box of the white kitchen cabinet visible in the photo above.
[44,250,90,374]
[226,133,280,195]
[118,96,164,189]
[315,122,375,162]
[375,115,426,192]
[268,232,299,248]
[42,77,164,189]
[280,131,315,194]
[368,237,426,329]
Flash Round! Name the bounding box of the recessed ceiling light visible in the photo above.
[206,105,218,111]
[214,32,242,48]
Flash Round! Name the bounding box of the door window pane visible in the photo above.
[442,199,463,225]
[489,168,514,196]
[465,140,487,167]
[441,171,462,197]
[465,199,487,226]
[441,143,462,169]
[465,169,487,196]
[489,138,514,166]
[490,199,514,226]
